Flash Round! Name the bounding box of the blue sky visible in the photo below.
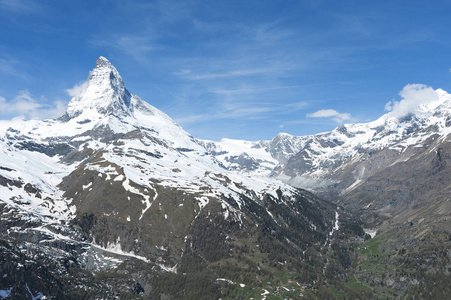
[1,0,451,141]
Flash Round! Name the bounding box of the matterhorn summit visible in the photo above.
[58,57,197,149]
[66,56,132,119]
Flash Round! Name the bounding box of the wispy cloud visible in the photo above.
[285,101,309,110]
[0,90,41,115]
[0,90,66,120]
[210,85,305,95]
[29,100,67,120]
[0,56,28,79]
[254,20,294,46]
[306,109,351,123]
[178,68,272,81]
[89,35,157,61]
[218,105,275,119]
[0,0,41,14]
[175,98,309,126]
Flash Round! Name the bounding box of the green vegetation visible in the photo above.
[221,271,312,300]
[360,237,383,257]
[346,275,373,293]
[342,224,451,299]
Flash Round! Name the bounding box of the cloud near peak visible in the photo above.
[385,84,439,118]
[306,109,351,123]
[0,90,67,120]
[65,81,88,97]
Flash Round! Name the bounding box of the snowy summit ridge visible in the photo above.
[66,56,132,119]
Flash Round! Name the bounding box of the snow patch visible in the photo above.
[364,228,378,238]
[216,278,234,284]
[90,237,149,263]
[0,288,12,299]
[157,263,177,274]
[196,196,209,211]
[114,175,124,181]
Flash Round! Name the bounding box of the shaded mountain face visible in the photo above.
[0,57,364,299]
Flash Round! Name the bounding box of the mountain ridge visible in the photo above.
[209,86,451,198]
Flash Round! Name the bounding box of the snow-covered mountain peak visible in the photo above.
[66,56,132,119]
[95,56,113,68]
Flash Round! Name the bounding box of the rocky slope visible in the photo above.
[0,57,365,299]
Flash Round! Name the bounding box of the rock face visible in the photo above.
[0,57,364,299]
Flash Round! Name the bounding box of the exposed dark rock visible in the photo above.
[0,174,22,188]
[15,141,74,157]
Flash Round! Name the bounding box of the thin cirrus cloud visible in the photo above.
[0,0,41,14]
[89,35,157,61]
[175,100,309,126]
[306,109,351,124]
[0,57,28,79]
[179,68,272,81]
[210,85,306,96]
[176,104,277,125]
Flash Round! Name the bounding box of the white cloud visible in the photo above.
[385,84,439,118]
[306,109,351,123]
[0,90,41,114]
[0,90,67,120]
[29,100,67,120]
[65,81,88,97]
[384,101,393,112]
